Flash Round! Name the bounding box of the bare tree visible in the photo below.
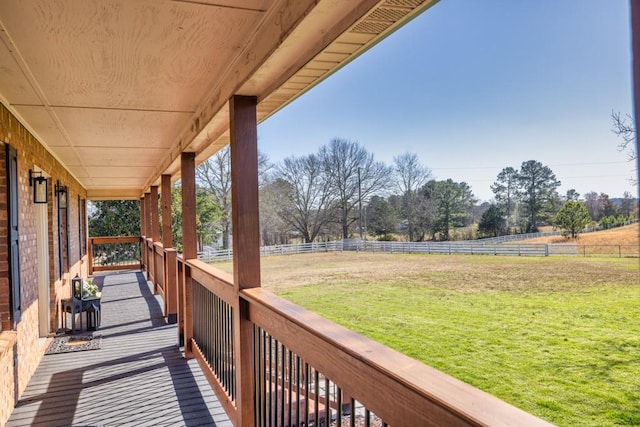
[259,179,292,246]
[320,138,392,239]
[611,111,637,161]
[274,154,335,243]
[196,147,232,248]
[597,192,618,218]
[258,151,273,188]
[619,191,637,217]
[611,111,637,186]
[394,152,431,241]
[196,146,272,249]
[583,191,601,220]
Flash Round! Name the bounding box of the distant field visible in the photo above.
[215,252,640,426]
[524,222,639,246]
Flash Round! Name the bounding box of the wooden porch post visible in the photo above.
[150,185,160,292]
[181,152,197,358]
[230,95,260,427]
[144,193,151,238]
[88,237,94,275]
[632,0,640,195]
[161,175,173,248]
[140,196,146,238]
[144,192,151,279]
[140,195,147,271]
[162,174,178,324]
[150,186,159,242]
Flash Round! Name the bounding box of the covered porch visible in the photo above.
[0,0,638,426]
[7,269,231,427]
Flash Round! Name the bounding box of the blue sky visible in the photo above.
[257,0,635,202]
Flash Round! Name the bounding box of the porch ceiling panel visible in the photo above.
[49,146,83,167]
[88,176,152,188]
[74,166,156,179]
[0,0,264,111]
[0,0,438,199]
[0,41,41,105]
[76,147,168,167]
[50,107,192,149]
[8,106,70,148]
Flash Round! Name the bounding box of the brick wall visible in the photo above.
[0,103,88,426]
[0,331,16,426]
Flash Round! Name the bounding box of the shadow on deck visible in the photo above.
[7,270,232,427]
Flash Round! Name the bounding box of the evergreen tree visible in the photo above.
[491,167,518,231]
[366,196,397,238]
[554,201,591,239]
[430,179,476,241]
[88,200,141,237]
[478,204,506,238]
[516,160,561,232]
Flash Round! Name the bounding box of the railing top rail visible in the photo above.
[188,259,235,305]
[89,236,142,244]
[187,259,234,285]
[242,287,552,427]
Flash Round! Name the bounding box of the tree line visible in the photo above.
[259,140,480,244]
[89,138,638,249]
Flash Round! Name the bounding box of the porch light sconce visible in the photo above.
[55,181,68,209]
[29,169,48,204]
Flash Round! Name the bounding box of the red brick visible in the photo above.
[0,103,88,426]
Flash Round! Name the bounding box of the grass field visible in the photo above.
[525,222,639,246]
[216,252,639,426]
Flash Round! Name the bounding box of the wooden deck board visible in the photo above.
[7,270,233,427]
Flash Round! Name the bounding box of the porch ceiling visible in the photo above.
[0,0,437,199]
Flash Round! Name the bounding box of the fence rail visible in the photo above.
[346,240,555,256]
[477,218,639,244]
[199,241,344,262]
[577,245,640,258]
[198,237,639,262]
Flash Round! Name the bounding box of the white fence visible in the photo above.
[477,218,639,244]
[198,241,344,262]
[197,219,638,262]
[343,240,569,256]
[197,240,583,262]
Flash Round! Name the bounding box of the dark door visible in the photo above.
[7,145,21,327]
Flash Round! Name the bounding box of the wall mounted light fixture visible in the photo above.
[29,169,48,204]
[55,181,68,209]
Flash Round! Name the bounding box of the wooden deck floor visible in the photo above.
[7,270,232,427]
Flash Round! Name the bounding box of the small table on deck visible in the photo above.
[61,296,101,333]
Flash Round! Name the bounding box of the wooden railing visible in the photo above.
[175,259,553,427]
[88,236,178,324]
[144,238,179,324]
[99,235,554,426]
[88,236,142,274]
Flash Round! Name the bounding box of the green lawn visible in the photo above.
[218,253,640,426]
